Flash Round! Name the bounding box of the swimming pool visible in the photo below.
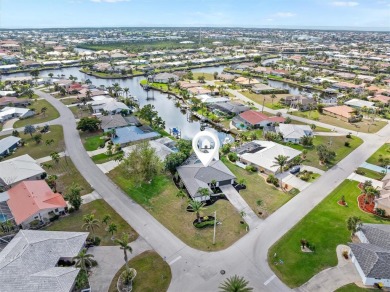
[0,214,8,223]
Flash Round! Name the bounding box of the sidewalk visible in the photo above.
[36,152,66,163]
[347,173,383,189]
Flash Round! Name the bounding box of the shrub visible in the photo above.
[194,220,214,229]
[344,141,350,147]
[266,174,279,186]
[49,214,60,222]
[346,134,352,138]
[87,235,101,246]
[245,165,257,172]
[355,169,365,175]
[376,208,386,217]
[228,152,238,162]
[342,250,349,259]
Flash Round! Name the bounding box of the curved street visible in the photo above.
[34,89,390,291]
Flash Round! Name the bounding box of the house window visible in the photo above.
[55,208,59,212]
[34,216,38,219]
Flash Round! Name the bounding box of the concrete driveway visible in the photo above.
[276,172,311,191]
[88,237,152,292]
[1,118,18,131]
[297,245,361,292]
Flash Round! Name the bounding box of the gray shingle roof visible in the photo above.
[0,136,20,154]
[0,230,88,292]
[99,114,129,130]
[177,159,235,198]
[360,224,390,249]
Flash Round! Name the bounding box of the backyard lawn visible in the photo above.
[268,180,390,288]
[13,99,60,128]
[108,169,247,251]
[45,199,138,246]
[221,157,291,216]
[108,251,171,292]
[366,143,390,167]
[42,157,93,196]
[288,135,363,170]
[291,110,387,133]
[3,125,64,160]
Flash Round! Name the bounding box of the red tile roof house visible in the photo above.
[323,105,355,122]
[232,110,285,129]
[5,180,67,228]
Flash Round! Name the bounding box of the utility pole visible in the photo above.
[213,210,217,245]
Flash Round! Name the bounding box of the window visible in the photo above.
[55,208,59,212]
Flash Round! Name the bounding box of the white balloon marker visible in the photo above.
[192,130,220,167]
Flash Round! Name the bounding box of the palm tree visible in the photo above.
[271,94,277,105]
[346,216,362,236]
[50,152,60,164]
[188,199,206,223]
[219,275,253,292]
[108,222,118,236]
[115,233,133,271]
[123,87,130,98]
[210,179,217,192]
[82,214,100,238]
[176,190,186,201]
[272,155,290,188]
[102,214,111,226]
[73,248,96,272]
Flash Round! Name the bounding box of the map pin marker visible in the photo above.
[192,130,220,167]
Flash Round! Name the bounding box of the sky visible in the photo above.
[0,0,389,30]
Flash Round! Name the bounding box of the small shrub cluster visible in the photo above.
[228,152,238,162]
[245,165,257,172]
[266,174,279,187]
[298,170,314,182]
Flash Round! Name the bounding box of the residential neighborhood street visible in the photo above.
[33,88,390,291]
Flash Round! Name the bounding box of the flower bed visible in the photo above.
[357,194,375,214]
[193,216,215,229]
[337,200,347,207]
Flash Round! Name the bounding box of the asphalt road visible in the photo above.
[34,89,390,292]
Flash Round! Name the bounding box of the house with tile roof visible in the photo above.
[0,230,88,292]
[349,223,390,287]
[0,154,45,188]
[5,180,67,228]
[232,110,285,129]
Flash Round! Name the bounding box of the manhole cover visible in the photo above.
[220,270,226,275]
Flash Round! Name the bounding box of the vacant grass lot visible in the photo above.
[366,143,390,166]
[222,157,291,216]
[3,125,64,160]
[60,97,79,105]
[14,100,60,128]
[241,91,290,110]
[70,105,92,119]
[288,135,363,170]
[356,167,385,181]
[108,251,171,292]
[45,199,138,246]
[268,180,389,288]
[292,110,387,133]
[192,72,215,81]
[42,157,93,196]
[108,169,247,251]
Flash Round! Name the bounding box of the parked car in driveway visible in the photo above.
[290,166,300,174]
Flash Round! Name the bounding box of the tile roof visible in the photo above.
[239,110,285,125]
[0,230,88,292]
[6,180,66,225]
[323,105,355,119]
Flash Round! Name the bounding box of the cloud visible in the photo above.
[274,12,296,17]
[331,1,359,7]
[90,0,129,3]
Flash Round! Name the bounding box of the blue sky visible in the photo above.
[1,0,389,29]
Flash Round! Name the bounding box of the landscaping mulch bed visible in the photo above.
[337,200,347,207]
[357,194,375,214]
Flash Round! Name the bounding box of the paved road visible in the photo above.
[34,89,390,292]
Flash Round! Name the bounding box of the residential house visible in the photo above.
[251,83,279,94]
[99,114,129,132]
[111,126,160,147]
[235,76,260,87]
[218,73,235,82]
[89,96,130,115]
[374,173,390,216]
[151,73,179,83]
[0,96,30,108]
[5,180,67,228]
[208,101,250,116]
[276,124,313,144]
[0,107,35,123]
[323,105,356,122]
[0,230,88,292]
[0,136,21,156]
[349,224,390,287]
[282,95,316,111]
[232,110,285,129]
[176,156,236,202]
[344,98,376,109]
[234,141,301,174]
[371,95,390,104]
[0,154,46,188]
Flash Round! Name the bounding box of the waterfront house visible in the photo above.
[111,126,160,147]
[251,83,279,94]
[323,105,356,122]
[151,72,179,83]
[232,110,285,129]
[99,114,129,132]
[208,101,250,116]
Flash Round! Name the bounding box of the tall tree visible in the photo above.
[272,155,290,187]
[346,216,362,236]
[188,199,206,223]
[24,125,36,137]
[65,183,83,210]
[82,214,100,238]
[73,248,96,272]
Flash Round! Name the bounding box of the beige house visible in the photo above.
[375,173,390,215]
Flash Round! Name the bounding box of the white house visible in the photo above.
[151,72,179,83]
[89,96,129,114]
[276,124,313,144]
[0,107,35,123]
[349,224,390,288]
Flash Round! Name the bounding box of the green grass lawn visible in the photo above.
[240,91,290,110]
[45,199,138,246]
[335,283,376,292]
[288,135,363,171]
[366,143,390,167]
[42,157,93,196]
[356,167,385,181]
[92,152,123,164]
[13,99,60,128]
[192,72,215,81]
[221,157,291,217]
[292,110,387,133]
[3,125,64,160]
[108,251,171,292]
[83,132,106,151]
[60,98,79,105]
[268,180,390,288]
[108,169,247,251]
